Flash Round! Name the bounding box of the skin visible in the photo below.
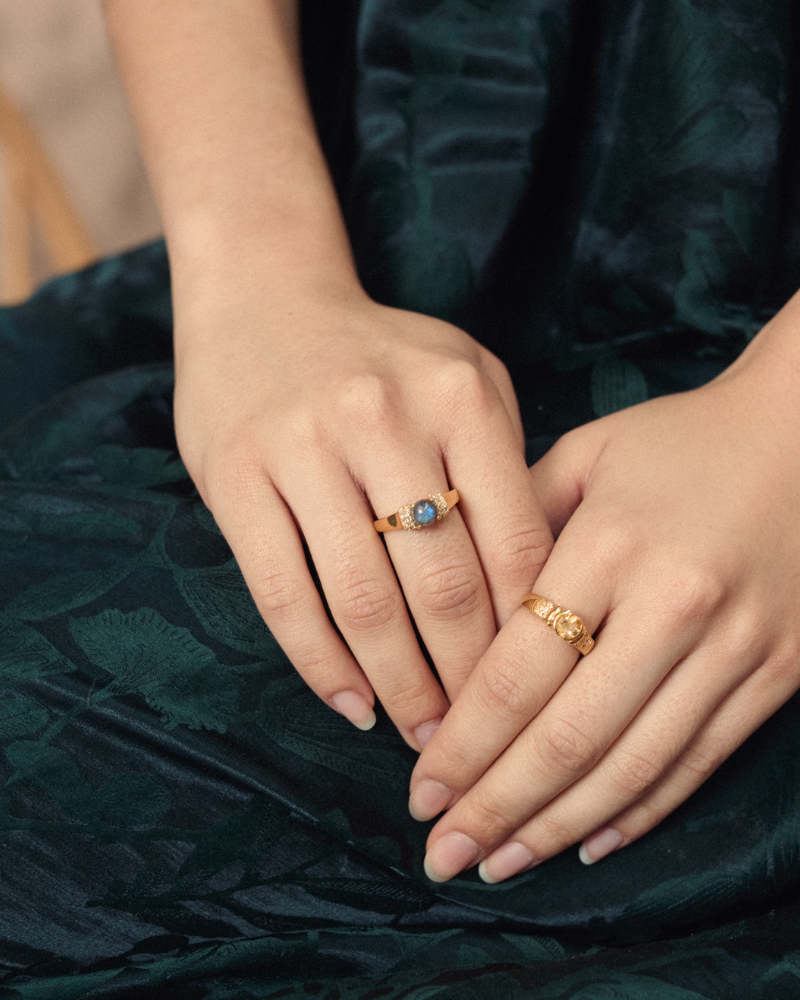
[104,0,800,879]
[411,295,800,881]
[102,0,551,749]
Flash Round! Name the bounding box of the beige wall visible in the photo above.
[0,0,161,267]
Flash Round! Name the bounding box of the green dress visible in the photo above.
[1,1,799,995]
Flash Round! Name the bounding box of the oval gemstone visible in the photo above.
[412,499,438,526]
[556,615,582,640]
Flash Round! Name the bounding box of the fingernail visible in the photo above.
[409,779,454,821]
[423,832,480,883]
[330,690,376,731]
[414,718,442,750]
[478,842,537,884]
[579,827,624,865]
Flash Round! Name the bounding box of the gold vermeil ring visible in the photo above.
[373,489,459,532]
[521,592,595,655]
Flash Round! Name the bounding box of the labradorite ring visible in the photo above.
[373,489,459,532]
[521,593,595,655]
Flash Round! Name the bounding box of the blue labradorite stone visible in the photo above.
[412,499,437,526]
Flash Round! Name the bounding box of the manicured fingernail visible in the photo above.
[414,718,442,749]
[579,827,624,865]
[478,842,537,884]
[423,832,480,883]
[330,690,376,731]
[409,779,454,821]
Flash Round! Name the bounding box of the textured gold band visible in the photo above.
[374,489,459,532]
[521,592,595,655]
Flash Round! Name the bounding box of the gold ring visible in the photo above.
[374,489,459,532]
[521,592,595,655]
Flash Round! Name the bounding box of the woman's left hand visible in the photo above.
[409,293,800,884]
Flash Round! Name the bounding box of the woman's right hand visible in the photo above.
[103,0,551,747]
[174,282,551,748]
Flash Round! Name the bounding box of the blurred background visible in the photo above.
[0,0,161,303]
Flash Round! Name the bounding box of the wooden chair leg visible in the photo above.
[0,141,33,303]
[0,81,97,305]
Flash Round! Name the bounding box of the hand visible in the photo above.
[410,294,800,881]
[174,283,550,749]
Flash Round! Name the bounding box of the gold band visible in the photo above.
[374,489,459,532]
[521,592,595,655]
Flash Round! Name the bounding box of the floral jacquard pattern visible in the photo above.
[1,1,800,996]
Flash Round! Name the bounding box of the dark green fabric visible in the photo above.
[1,1,800,995]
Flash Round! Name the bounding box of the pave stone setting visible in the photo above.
[398,493,451,530]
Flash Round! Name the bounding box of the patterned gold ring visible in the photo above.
[521,592,595,655]
[374,489,459,532]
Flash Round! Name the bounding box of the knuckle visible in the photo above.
[334,575,399,635]
[415,559,483,621]
[491,524,552,581]
[533,716,600,779]
[381,675,437,717]
[764,647,800,687]
[464,791,514,841]
[425,739,473,782]
[337,373,398,430]
[254,568,306,622]
[721,607,765,661]
[677,743,720,783]
[581,517,639,569]
[280,405,325,452]
[435,359,492,413]
[606,747,664,798]
[478,658,530,717]
[535,811,576,852]
[659,565,727,627]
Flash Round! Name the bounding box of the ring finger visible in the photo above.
[364,444,496,702]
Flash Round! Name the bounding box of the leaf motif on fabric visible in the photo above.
[172,794,287,896]
[654,105,748,177]
[259,675,412,788]
[178,567,276,655]
[4,491,141,540]
[723,187,759,259]
[567,975,710,999]
[0,695,48,739]
[6,740,94,819]
[6,565,131,621]
[438,972,527,1000]
[674,229,728,336]
[92,444,188,487]
[499,931,566,964]
[0,614,75,678]
[296,876,434,915]
[590,359,648,418]
[94,772,171,826]
[68,608,240,732]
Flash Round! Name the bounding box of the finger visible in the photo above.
[409,517,614,825]
[530,422,608,536]
[579,655,799,865]
[363,446,497,702]
[446,397,553,626]
[480,349,526,452]
[417,593,697,881]
[477,630,775,882]
[277,452,451,749]
[206,468,378,731]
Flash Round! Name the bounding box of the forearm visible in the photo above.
[102,0,361,309]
